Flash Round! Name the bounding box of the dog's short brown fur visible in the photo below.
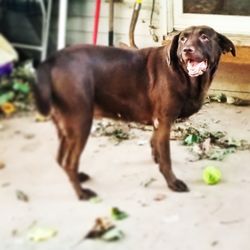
[33,26,235,200]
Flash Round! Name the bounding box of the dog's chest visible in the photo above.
[179,97,204,118]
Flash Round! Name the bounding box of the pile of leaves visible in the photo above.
[84,207,128,242]
[207,93,250,106]
[92,119,131,144]
[0,61,35,116]
[171,123,250,161]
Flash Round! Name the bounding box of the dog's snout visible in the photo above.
[183,46,195,53]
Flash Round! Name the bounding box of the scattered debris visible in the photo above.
[0,161,5,169]
[220,218,244,225]
[171,122,250,161]
[211,240,219,247]
[92,120,130,144]
[35,113,49,122]
[101,227,124,242]
[0,61,35,116]
[1,182,10,187]
[207,93,250,106]
[11,229,19,237]
[16,190,29,202]
[27,226,57,242]
[111,207,128,221]
[129,122,153,132]
[141,177,156,188]
[85,217,115,240]
[23,133,35,140]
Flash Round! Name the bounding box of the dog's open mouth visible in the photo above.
[186,60,208,77]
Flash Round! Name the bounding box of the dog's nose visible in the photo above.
[183,46,195,53]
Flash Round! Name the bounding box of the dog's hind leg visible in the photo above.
[52,111,91,184]
[52,110,96,200]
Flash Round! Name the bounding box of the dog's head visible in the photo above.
[168,26,236,78]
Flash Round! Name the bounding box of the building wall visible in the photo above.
[51,0,161,48]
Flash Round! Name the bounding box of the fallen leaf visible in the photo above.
[85,217,114,239]
[35,113,49,122]
[111,207,128,221]
[207,147,236,161]
[0,161,5,170]
[101,227,124,241]
[91,120,130,143]
[27,226,57,242]
[2,182,11,188]
[141,178,156,188]
[23,133,35,140]
[16,190,29,202]
[211,241,219,247]
[184,134,199,145]
[0,102,16,116]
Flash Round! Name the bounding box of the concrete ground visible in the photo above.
[0,102,250,250]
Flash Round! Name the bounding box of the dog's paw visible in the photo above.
[78,188,97,200]
[168,179,189,192]
[78,172,90,183]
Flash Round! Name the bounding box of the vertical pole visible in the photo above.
[58,0,68,50]
[108,0,114,46]
[93,0,101,45]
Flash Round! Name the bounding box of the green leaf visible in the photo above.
[184,134,199,145]
[207,147,236,161]
[111,207,128,221]
[13,81,30,94]
[0,91,15,105]
[101,228,124,241]
[27,227,57,242]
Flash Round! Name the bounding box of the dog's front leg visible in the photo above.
[156,120,189,192]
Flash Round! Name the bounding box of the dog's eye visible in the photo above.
[200,34,209,41]
[180,36,187,43]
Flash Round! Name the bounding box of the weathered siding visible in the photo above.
[54,0,161,48]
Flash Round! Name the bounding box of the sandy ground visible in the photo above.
[0,102,250,250]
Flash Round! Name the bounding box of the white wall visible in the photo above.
[65,0,161,48]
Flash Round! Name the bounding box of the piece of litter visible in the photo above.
[16,190,29,202]
[23,133,35,140]
[101,227,124,242]
[1,182,10,188]
[27,226,57,242]
[35,113,49,122]
[142,178,156,188]
[85,217,114,239]
[0,161,5,170]
[111,207,128,221]
[11,229,19,237]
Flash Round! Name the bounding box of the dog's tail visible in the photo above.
[32,62,52,116]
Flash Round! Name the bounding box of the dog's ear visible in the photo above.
[167,33,180,65]
[217,33,236,57]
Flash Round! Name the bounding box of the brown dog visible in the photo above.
[33,26,235,200]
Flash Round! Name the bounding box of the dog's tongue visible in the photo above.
[187,60,207,77]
